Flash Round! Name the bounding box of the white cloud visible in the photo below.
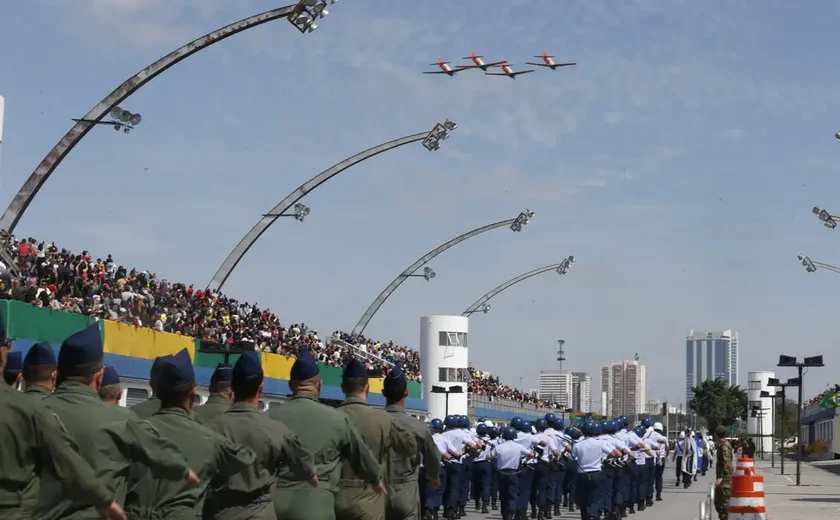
[721,128,745,140]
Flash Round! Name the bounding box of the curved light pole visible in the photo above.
[797,254,840,274]
[206,121,457,292]
[0,1,338,236]
[351,209,535,337]
[812,206,838,230]
[462,256,575,317]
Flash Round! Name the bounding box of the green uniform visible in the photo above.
[336,397,418,520]
[0,380,114,520]
[22,384,51,400]
[268,394,382,520]
[204,402,317,520]
[714,438,734,520]
[384,405,441,520]
[41,381,192,520]
[131,396,161,419]
[125,407,255,520]
[193,395,230,424]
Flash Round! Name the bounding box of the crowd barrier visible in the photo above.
[697,484,715,520]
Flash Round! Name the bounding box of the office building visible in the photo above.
[685,329,739,408]
[601,360,646,417]
[538,370,572,408]
[572,372,593,412]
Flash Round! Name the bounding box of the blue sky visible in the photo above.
[2,0,840,408]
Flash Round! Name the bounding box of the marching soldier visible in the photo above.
[98,366,123,404]
[713,425,734,520]
[269,349,384,520]
[205,350,318,520]
[3,350,22,388]
[40,323,200,519]
[125,349,255,519]
[336,358,418,520]
[21,341,57,400]
[383,362,441,520]
[130,355,166,418]
[0,317,128,520]
[193,363,233,424]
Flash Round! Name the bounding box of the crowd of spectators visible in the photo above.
[0,235,549,402]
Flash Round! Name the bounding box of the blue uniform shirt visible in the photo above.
[572,436,614,473]
[495,440,532,471]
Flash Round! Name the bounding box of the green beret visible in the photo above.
[714,425,727,435]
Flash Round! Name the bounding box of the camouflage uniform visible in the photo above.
[714,438,734,520]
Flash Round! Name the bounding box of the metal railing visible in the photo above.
[328,336,395,368]
[468,393,561,416]
[697,484,715,520]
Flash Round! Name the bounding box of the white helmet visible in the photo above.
[485,420,494,428]
[679,432,686,439]
[653,422,663,431]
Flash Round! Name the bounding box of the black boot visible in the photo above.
[645,498,654,507]
[475,501,480,511]
[433,510,439,520]
[481,501,489,514]
[620,505,628,518]
[639,500,647,511]
[492,499,498,510]
[655,494,662,501]
[530,505,537,519]
[628,503,635,514]
[458,506,466,517]
[562,496,568,507]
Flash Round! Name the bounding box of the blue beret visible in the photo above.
[5,351,22,372]
[101,366,121,386]
[58,323,104,373]
[343,358,368,380]
[232,351,262,381]
[383,361,407,394]
[157,348,195,392]
[24,342,56,367]
[290,349,319,381]
[211,363,233,384]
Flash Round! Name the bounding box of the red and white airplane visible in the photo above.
[461,49,505,71]
[423,56,471,76]
[525,49,577,70]
[485,59,534,79]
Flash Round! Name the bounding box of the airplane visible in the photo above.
[485,59,534,79]
[423,56,471,76]
[461,49,505,71]
[525,49,577,70]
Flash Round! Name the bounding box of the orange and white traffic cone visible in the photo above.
[735,456,755,476]
[729,473,766,519]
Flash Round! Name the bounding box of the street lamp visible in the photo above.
[777,355,823,485]
[263,203,311,222]
[766,377,799,475]
[812,207,838,230]
[556,255,575,274]
[72,106,142,134]
[463,303,491,317]
[510,209,535,232]
[797,254,840,274]
[750,404,769,460]
[431,384,463,417]
[422,119,458,151]
[288,0,338,33]
[406,266,436,281]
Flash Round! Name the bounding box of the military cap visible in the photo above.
[714,425,727,435]
[157,348,195,392]
[101,366,121,386]
[343,358,368,381]
[383,361,407,394]
[58,323,104,373]
[232,350,262,381]
[150,355,168,380]
[290,349,319,381]
[210,363,233,384]
[5,351,22,372]
[24,342,56,367]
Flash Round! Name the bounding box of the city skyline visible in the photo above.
[601,360,646,417]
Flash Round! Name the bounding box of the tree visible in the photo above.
[774,398,799,440]
[689,378,748,431]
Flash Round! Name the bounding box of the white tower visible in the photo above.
[747,371,775,453]
[420,315,469,419]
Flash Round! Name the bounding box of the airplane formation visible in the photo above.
[423,49,576,80]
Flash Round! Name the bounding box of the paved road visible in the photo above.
[758,458,840,519]
[458,468,715,519]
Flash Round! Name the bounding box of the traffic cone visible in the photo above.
[735,456,755,476]
[729,473,766,519]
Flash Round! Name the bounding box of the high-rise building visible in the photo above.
[600,361,646,417]
[572,372,592,412]
[685,329,739,408]
[538,370,572,408]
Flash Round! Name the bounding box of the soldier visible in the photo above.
[336,359,418,520]
[0,324,127,520]
[125,349,255,519]
[3,350,22,388]
[21,341,57,400]
[269,349,384,520]
[713,425,734,520]
[193,363,233,424]
[41,323,200,519]
[98,366,123,404]
[130,355,166,418]
[383,362,441,520]
[205,350,317,520]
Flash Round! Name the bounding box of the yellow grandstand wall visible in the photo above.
[103,321,195,360]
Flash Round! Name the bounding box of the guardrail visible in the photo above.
[328,336,395,368]
[469,393,561,415]
[696,484,714,520]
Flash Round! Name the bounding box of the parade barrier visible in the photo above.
[736,456,756,475]
[729,472,766,519]
[697,483,715,520]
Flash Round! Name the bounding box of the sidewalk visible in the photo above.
[755,457,840,519]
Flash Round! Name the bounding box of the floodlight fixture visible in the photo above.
[776,353,824,485]
[787,377,801,386]
[289,0,333,34]
[835,131,840,141]
[422,119,458,152]
[797,255,818,273]
[804,355,824,367]
[759,390,772,398]
[777,355,798,367]
[422,266,436,280]
[73,105,142,135]
[556,255,575,275]
[262,203,311,222]
[812,206,838,229]
[510,209,535,232]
